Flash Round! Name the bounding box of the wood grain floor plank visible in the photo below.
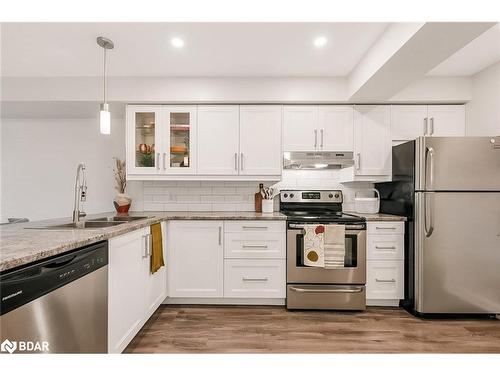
[125,306,500,353]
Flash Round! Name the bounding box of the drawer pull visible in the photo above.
[242,226,268,230]
[375,246,396,250]
[242,244,269,249]
[290,286,363,293]
[242,277,268,282]
[375,226,397,230]
[375,278,396,283]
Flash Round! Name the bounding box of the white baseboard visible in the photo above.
[366,299,400,307]
[162,297,285,306]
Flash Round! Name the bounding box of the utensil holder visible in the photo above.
[262,199,274,213]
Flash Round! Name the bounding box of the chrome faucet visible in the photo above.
[72,163,87,223]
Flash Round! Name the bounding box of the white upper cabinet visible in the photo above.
[126,105,163,175]
[162,106,197,174]
[197,105,240,175]
[427,105,466,136]
[318,105,354,151]
[391,105,429,141]
[283,106,318,151]
[353,105,391,176]
[391,105,466,141]
[239,105,282,176]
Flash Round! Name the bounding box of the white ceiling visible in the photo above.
[428,23,500,76]
[0,22,388,77]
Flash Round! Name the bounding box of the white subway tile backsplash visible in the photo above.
[225,194,247,202]
[176,195,201,203]
[212,203,238,211]
[200,195,225,203]
[187,203,213,211]
[212,187,236,195]
[143,202,164,211]
[163,203,190,211]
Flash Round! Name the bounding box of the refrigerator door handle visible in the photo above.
[425,146,435,190]
[424,192,434,237]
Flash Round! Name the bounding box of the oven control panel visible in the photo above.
[280,190,343,203]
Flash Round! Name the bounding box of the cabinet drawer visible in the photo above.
[224,259,286,298]
[367,234,404,260]
[366,260,404,300]
[367,221,404,234]
[224,232,285,259]
[225,220,285,233]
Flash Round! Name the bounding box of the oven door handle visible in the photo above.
[288,224,365,230]
[289,286,364,294]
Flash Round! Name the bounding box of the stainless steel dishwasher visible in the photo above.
[0,242,108,353]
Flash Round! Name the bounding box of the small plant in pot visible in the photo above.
[113,158,131,213]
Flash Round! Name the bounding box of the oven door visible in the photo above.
[286,223,366,284]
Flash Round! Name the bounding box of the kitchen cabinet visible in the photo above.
[366,221,404,307]
[108,224,167,353]
[197,105,240,175]
[239,105,282,176]
[391,105,466,141]
[283,105,353,152]
[168,221,224,298]
[353,105,392,176]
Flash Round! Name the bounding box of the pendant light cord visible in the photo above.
[103,47,107,104]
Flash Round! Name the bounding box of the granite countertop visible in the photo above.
[346,212,407,221]
[0,211,287,272]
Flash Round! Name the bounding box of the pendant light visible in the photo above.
[97,36,114,135]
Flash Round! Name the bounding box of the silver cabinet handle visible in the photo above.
[240,153,244,170]
[423,117,428,136]
[290,286,363,293]
[242,244,269,249]
[242,226,268,230]
[156,153,160,170]
[234,153,238,171]
[320,129,324,148]
[430,117,435,135]
[355,153,361,170]
[314,129,318,148]
[147,234,152,257]
[375,246,396,250]
[375,278,396,283]
[163,153,167,170]
[218,226,222,245]
[242,277,268,282]
[142,234,149,258]
[375,226,397,230]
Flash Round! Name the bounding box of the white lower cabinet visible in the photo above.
[224,259,286,298]
[167,220,286,304]
[168,220,224,298]
[108,224,167,353]
[366,221,405,307]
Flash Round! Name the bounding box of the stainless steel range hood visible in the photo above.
[283,151,354,170]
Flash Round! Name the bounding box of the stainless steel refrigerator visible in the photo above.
[376,136,500,316]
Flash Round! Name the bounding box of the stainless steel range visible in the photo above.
[280,190,366,310]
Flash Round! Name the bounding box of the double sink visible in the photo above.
[29,216,149,230]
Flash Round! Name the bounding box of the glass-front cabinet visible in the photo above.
[126,105,196,176]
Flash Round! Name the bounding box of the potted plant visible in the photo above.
[113,158,132,213]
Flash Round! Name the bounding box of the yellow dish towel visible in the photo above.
[150,223,165,274]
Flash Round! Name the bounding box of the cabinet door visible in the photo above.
[391,105,428,140]
[197,105,239,175]
[353,105,391,176]
[427,105,466,136]
[318,105,353,151]
[144,221,167,317]
[168,221,224,298]
[108,227,150,353]
[126,105,162,175]
[283,106,318,151]
[239,105,282,176]
[162,106,197,174]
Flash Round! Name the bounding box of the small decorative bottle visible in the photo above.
[254,183,264,213]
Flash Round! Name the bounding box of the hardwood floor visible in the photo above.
[125,305,500,353]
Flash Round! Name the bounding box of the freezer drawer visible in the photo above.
[415,192,500,314]
[287,284,366,310]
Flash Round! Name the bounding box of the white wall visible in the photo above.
[465,61,500,136]
[0,118,126,222]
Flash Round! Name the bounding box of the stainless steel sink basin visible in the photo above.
[28,221,126,230]
[87,216,149,222]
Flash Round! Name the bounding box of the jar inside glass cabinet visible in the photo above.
[169,112,191,168]
[135,112,156,168]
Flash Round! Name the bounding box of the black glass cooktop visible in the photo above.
[281,210,365,223]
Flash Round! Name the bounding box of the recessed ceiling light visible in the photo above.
[313,36,327,48]
[171,37,184,48]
